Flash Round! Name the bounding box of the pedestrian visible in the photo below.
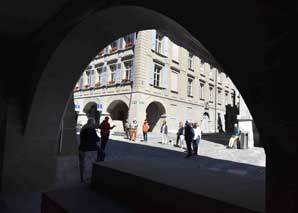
[142,119,150,141]
[160,120,168,144]
[78,118,101,182]
[227,123,241,148]
[184,121,194,158]
[192,122,202,155]
[98,116,116,160]
[175,122,184,147]
[130,118,138,142]
[124,119,131,140]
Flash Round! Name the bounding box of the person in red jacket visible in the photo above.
[98,116,115,161]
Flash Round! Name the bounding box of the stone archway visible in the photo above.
[82,102,101,127]
[107,100,129,132]
[146,101,166,132]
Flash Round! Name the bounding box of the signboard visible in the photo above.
[74,104,80,111]
[97,103,103,111]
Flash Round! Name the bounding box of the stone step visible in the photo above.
[91,159,264,212]
[41,184,132,213]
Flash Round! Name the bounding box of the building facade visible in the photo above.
[73,30,241,134]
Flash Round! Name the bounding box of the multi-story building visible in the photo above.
[73,30,241,134]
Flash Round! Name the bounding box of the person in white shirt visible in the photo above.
[130,118,138,142]
[160,120,168,144]
[192,122,202,155]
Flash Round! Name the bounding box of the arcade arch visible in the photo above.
[146,101,166,132]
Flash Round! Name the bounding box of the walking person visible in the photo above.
[78,118,101,182]
[160,120,168,144]
[130,118,138,142]
[124,119,131,140]
[98,116,116,160]
[175,122,184,147]
[142,119,150,142]
[192,122,202,155]
[184,121,194,158]
[227,123,241,148]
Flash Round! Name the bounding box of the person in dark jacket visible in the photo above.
[99,116,116,160]
[79,118,100,182]
[175,122,184,147]
[184,121,195,158]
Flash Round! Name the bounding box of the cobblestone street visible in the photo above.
[107,132,266,181]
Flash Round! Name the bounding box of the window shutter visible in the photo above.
[163,36,169,57]
[115,63,122,84]
[90,70,95,87]
[118,38,123,50]
[79,76,83,89]
[151,30,156,50]
[172,43,179,62]
[171,71,178,91]
[162,66,168,88]
[149,63,154,85]
[130,61,134,82]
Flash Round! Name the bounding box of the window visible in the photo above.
[171,71,178,92]
[225,91,229,104]
[109,64,116,83]
[110,40,118,52]
[209,86,214,102]
[187,78,193,97]
[97,67,103,85]
[200,83,204,99]
[124,33,135,48]
[155,33,163,54]
[231,91,236,106]
[154,64,162,87]
[188,53,193,70]
[86,70,91,85]
[123,61,132,81]
[218,89,222,104]
[200,59,204,72]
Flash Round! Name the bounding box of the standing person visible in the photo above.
[192,122,202,155]
[142,119,150,142]
[184,121,194,158]
[98,116,116,160]
[160,120,168,144]
[175,122,184,147]
[78,118,100,182]
[228,123,241,148]
[124,119,131,140]
[130,118,138,142]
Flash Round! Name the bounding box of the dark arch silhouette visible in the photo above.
[146,101,166,132]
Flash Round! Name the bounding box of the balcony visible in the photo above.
[125,41,133,48]
[122,77,130,82]
[108,80,115,84]
[110,47,118,53]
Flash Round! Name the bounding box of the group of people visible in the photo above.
[124,119,150,142]
[174,121,202,158]
[78,116,115,182]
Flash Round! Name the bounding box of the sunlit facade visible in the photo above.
[73,30,241,134]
